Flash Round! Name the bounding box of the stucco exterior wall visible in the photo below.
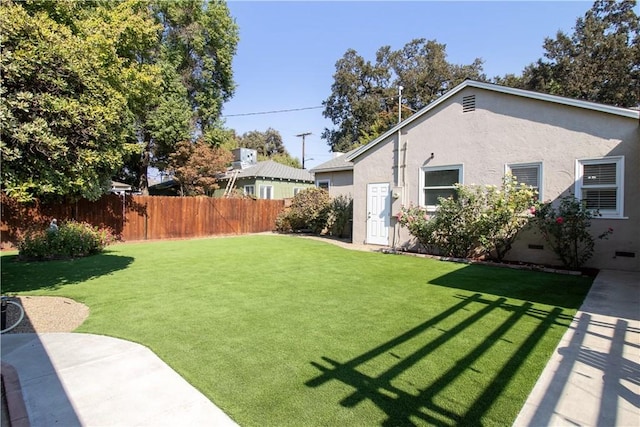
[352,86,640,271]
[314,170,354,199]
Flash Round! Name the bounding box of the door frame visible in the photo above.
[366,182,391,245]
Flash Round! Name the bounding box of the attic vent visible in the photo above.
[462,95,476,113]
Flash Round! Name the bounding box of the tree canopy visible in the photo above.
[119,0,239,194]
[168,140,232,196]
[497,0,639,107]
[1,0,239,201]
[237,128,302,168]
[322,39,486,153]
[0,0,150,201]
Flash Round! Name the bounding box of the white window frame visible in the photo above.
[316,180,330,190]
[575,156,624,219]
[419,164,463,211]
[243,185,255,196]
[293,187,304,196]
[259,185,273,200]
[506,162,543,200]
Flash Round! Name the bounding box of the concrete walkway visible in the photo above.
[1,333,238,426]
[514,269,640,426]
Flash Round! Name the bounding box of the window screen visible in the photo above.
[583,163,616,186]
[422,166,461,209]
[577,158,623,216]
[510,165,539,188]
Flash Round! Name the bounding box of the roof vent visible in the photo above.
[231,148,257,169]
[462,95,476,113]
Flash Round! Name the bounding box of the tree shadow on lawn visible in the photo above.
[306,264,591,426]
[307,292,566,426]
[425,263,593,309]
[0,251,134,292]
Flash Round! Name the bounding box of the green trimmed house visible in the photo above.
[214,148,314,199]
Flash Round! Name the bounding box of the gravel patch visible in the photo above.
[2,296,89,334]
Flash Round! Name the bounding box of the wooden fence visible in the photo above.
[0,193,286,249]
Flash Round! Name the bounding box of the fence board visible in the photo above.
[1,193,285,249]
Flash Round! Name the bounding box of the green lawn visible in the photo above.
[1,235,592,426]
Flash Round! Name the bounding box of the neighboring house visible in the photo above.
[110,181,132,195]
[310,148,356,199]
[346,80,640,272]
[148,179,180,196]
[215,148,315,199]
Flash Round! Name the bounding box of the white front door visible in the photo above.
[366,183,390,245]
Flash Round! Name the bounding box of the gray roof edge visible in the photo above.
[311,165,354,173]
[347,80,640,162]
[219,160,313,182]
[468,80,640,119]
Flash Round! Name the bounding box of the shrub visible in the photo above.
[476,175,538,261]
[18,220,116,260]
[327,195,353,237]
[275,188,331,234]
[397,175,537,260]
[533,196,613,269]
[396,204,437,252]
[429,185,485,258]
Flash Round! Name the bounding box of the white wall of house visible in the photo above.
[351,85,640,271]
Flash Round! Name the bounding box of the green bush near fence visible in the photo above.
[276,189,353,237]
[276,188,331,234]
[17,220,116,260]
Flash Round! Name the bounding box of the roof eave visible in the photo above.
[346,80,640,162]
[311,165,354,173]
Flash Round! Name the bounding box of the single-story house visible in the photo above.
[310,148,356,199]
[346,80,639,272]
[215,148,315,199]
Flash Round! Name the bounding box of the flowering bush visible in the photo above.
[533,196,613,269]
[397,174,537,260]
[475,175,538,261]
[18,220,117,260]
[428,185,485,258]
[396,204,436,252]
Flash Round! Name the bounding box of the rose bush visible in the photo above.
[533,195,613,269]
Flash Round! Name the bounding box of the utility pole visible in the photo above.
[296,132,312,169]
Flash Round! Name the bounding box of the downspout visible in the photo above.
[396,85,403,188]
[402,140,408,204]
[393,86,404,248]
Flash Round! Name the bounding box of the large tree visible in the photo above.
[322,39,486,152]
[1,0,239,201]
[389,39,485,112]
[237,128,302,168]
[505,0,639,107]
[321,49,393,153]
[131,0,239,194]
[0,0,155,202]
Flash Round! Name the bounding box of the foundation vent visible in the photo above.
[615,251,636,258]
[528,244,544,250]
[462,95,476,113]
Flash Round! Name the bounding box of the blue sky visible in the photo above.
[222,1,593,170]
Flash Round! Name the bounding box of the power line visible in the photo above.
[222,105,323,117]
